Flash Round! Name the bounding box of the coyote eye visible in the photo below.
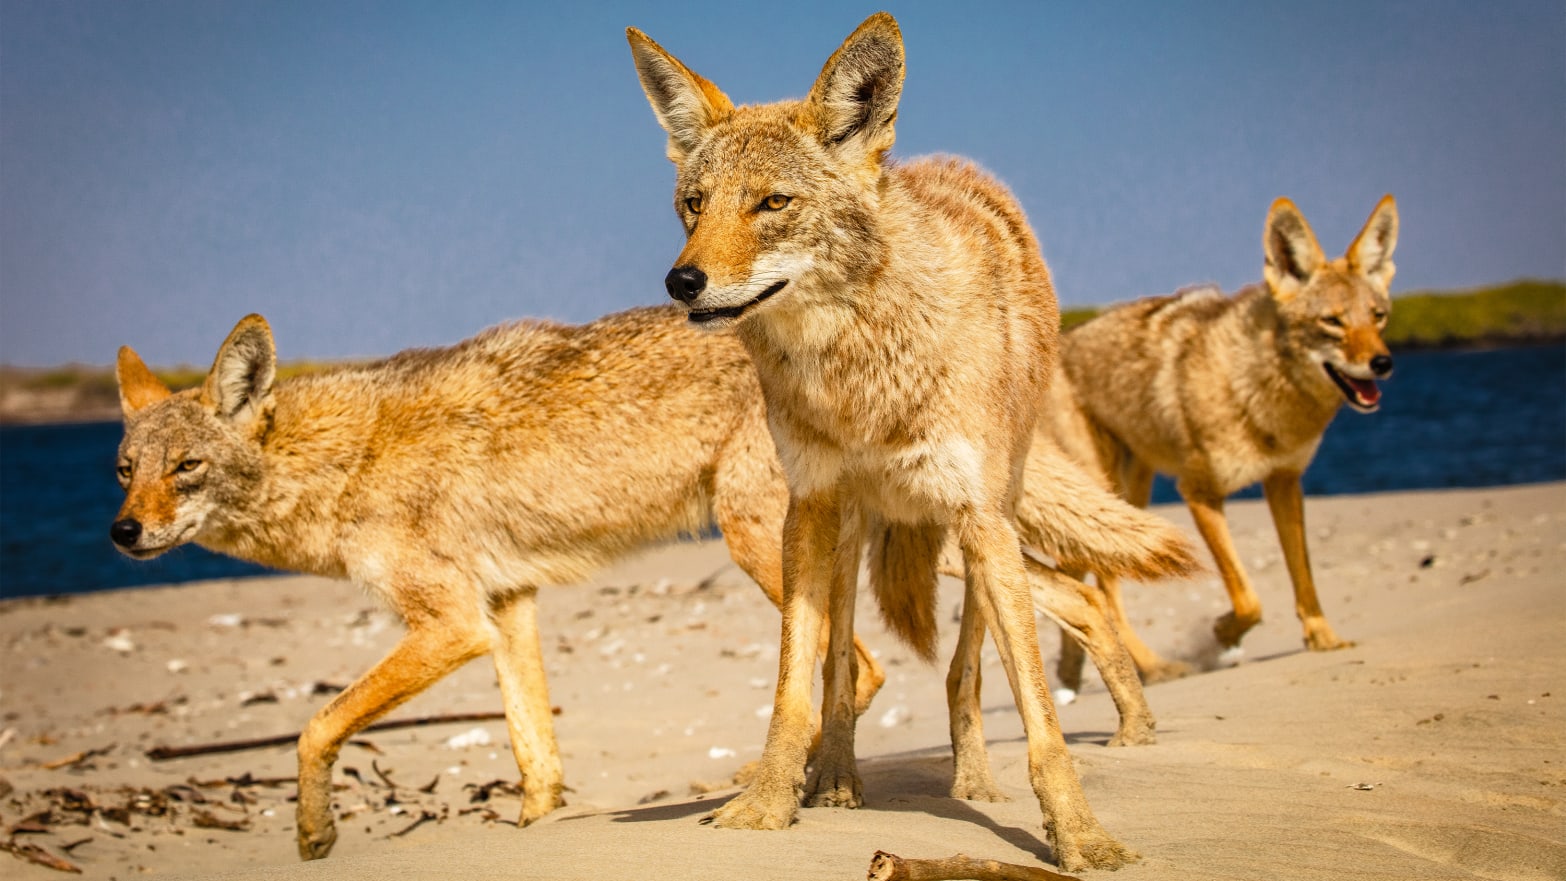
[684,196,703,215]
[116,464,132,481]
[1372,309,1387,322]
[761,194,791,211]
[176,459,203,473]
[1320,315,1344,328]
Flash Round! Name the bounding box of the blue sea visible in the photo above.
[1,345,1562,599]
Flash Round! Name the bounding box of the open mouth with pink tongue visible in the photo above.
[1323,363,1381,412]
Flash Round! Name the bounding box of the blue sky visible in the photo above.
[2,0,1562,367]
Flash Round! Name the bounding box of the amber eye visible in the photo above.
[684,196,703,215]
[116,464,132,480]
[761,194,791,211]
[176,459,203,473]
[1320,315,1344,328]
[1372,309,1388,322]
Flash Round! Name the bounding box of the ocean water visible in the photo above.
[1,345,1562,599]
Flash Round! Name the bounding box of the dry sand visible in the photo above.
[2,483,1563,880]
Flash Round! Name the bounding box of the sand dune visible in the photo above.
[2,483,1562,879]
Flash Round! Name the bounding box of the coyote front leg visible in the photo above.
[1263,471,1353,651]
[488,587,567,825]
[805,507,866,808]
[956,507,1135,872]
[709,491,840,830]
[1181,486,1264,655]
[295,620,486,860]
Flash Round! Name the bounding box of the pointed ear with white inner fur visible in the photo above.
[1348,194,1398,289]
[201,314,276,427]
[626,27,734,164]
[805,12,905,162]
[116,346,172,417]
[1263,197,1326,302]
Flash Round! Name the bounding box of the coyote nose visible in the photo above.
[1370,354,1394,377]
[664,266,707,304]
[110,518,142,548]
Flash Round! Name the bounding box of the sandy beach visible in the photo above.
[2,482,1562,880]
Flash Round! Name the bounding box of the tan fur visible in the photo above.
[113,304,1192,862]
[630,13,1144,870]
[112,307,870,861]
[867,521,943,662]
[1045,195,1399,687]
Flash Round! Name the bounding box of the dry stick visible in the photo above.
[1,839,83,874]
[145,711,506,761]
[866,850,1082,881]
[385,809,440,839]
[40,745,114,771]
[371,758,398,789]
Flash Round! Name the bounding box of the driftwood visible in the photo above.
[145,711,506,761]
[866,851,1082,881]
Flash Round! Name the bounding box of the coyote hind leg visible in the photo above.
[956,507,1135,871]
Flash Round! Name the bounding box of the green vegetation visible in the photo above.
[1060,306,1099,333]
[1060,278,1565,348]
[1383,279,1566,348]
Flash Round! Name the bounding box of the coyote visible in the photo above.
[630,12,1137,869]
[112,307,1191,861]
[1046,195,1399,692]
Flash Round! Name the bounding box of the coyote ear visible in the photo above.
[1262,197,1326,302]
[1347,194,1398,289]
[804,12,905,160]
[116,346,172,416]
[201,314,275,426]
[627,27,734,163]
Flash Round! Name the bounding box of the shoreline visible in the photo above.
[2,482,1563,879]
[3,339,1560,428]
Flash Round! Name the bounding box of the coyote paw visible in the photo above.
[518,786,564,827]
[1053,824,1139,872]
[1139,659,1194,683]
[950,771,1009,803]
[1302,619,1355,652]
[1107,718,1157,747]
[295,821,337,862]
[1213,610,1260,649]
[1052,687,1078,706]
[707,783,799,830]
[805,764,862,809]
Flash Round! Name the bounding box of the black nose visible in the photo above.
[1370,354,1394,377]
[664,266,707,304]
[110,518,142,548]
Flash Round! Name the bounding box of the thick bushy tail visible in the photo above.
[867,520,943,662]
[1013,440,1203,581]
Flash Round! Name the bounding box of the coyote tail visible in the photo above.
[867,520,943,662]
[1015,442,1204,581]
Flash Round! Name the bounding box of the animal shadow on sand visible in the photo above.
[595,747,1075,864]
